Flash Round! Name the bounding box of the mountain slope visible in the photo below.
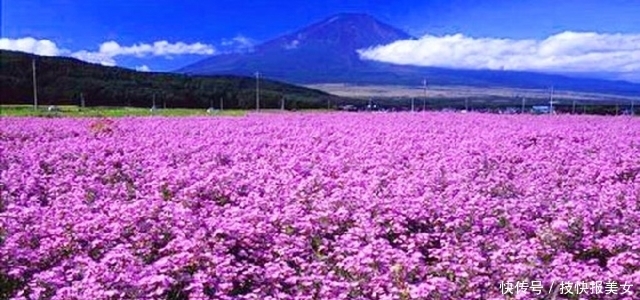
[178,13,640,97]
[256,13,413,54]
[178,13,414,77]
[0,50,343,109]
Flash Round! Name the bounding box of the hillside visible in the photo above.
[0,50,343,109]
[178,13,640,97]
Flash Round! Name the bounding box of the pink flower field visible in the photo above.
[1,113,639,299]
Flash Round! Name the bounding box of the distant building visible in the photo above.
[622,109,634,115]
[504,107,519,114]
[531,106,551,114]
[339,105,357,111]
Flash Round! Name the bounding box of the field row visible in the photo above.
[1,113,639,299]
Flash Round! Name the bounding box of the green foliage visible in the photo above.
[0,50,342,109]
[0,105,247,117]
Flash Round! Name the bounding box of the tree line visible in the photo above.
[0,50,343,109]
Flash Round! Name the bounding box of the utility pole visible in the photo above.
[80,93,85,109]
[521,97,526,114]
[207,99,213,115]
[465,97,469,111]
[281,96,285,111]
[151,93,157,114]
[327,98,331,110]
[615,102,620,115]
[632,99,635,115]
[549,86,555,115]
[368,98,373,111]
[220,97,224,111]
[32,58,38,110]
[422,78,427,112]
[411,97,415,112]
[255,71,260,112]
[572,99,576,114]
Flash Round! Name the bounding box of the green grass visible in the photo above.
[0,105,247,117]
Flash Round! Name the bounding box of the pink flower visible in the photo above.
[551,220,569,232]
[1,113,639,299]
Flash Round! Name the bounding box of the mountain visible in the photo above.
[178,13,416,81]
[257,13,413,56]
[178,13,640,97]
[0,50,344,109]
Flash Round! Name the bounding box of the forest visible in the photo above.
[0,50,343,109]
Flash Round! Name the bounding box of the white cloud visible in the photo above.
[221,35,255,52]
[0,37,67,56]
[70,50,117,66]
[0,37,216,67]
[358,31,640,77]
[284,40,300,50]
[96,40,216,57]
[135,65,151,72]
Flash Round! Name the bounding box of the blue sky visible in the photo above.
[2,0,640,80]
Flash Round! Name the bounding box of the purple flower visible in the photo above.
[1,113,639,299]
